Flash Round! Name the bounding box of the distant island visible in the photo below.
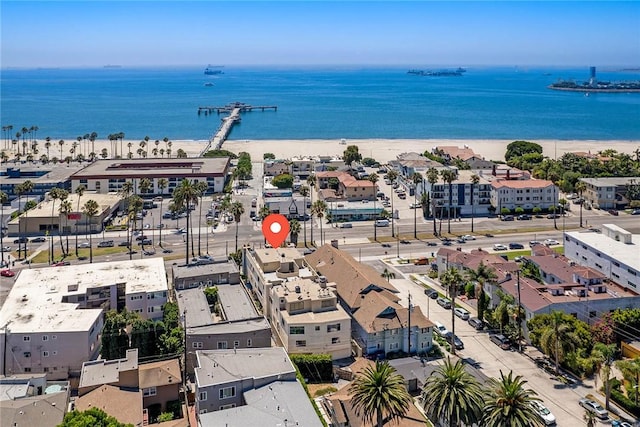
[549,66,640,93]
[408,67,466,77]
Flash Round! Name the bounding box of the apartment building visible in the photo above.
[578,177,640,210]
[491,179,558,212]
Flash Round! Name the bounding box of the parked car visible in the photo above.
[468,317,485,330]
[611,421,633,427]
[78,242,91,248]
[338,223,353,229]
[409,202,421,209]
[461,235,476,241]
[434,322,449,337]
[578,398,608,420]
[531,401,556,426]
[608,209,619,216]
[454,307,470,320]
[1,269,16,277]
[490,333,511,350]
[493,244,508,251]
[31,236,47,243]
[508,242,524,249]
[631,209,640,215]
[544,239,560,246]
[547,213,560,219]
[13,237,29,244]
[444,332,464,350]
[456,237,467,244]
[1,246,11,252]
[437,297,452,309]
[517,214,532,220]
[424,288,439,299]
[51,261,71,266]
[98,240,114,248]
[414,257,429,265]
[501,215,514,221]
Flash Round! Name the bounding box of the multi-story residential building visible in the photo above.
[270,278,351,359]
[0,259,168,379]
[491,179,558,212]
[305,245,434,357]
[578,177,640,210]
[564,225,640,292]
[423,169,493,218]
[316,171,377,201]
[172,260,240,289]
[0,374,70,427]
[69,158,230,195]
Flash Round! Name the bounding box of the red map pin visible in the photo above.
[262,214,290,248]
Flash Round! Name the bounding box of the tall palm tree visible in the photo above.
[157,178,168,246]
[17,180,34,260]
[82,199,99,263]
[59,198,72,256]
[44,137,51,159]
[230,201,244,252]
[470,173,479,232]
[117,182,133,256]
[575,181,587,227]
[465,261,497,322]
[48,188,63,264]
[306,174,316,244]
[441,169,457,234]
[195,181,209,255]
[90,132,98,159]
[299,185,310,246]
[58,139,65,159]
[593,343,617,410]
[349,361,411,427]
[412,172,423,239]
[422,357,483,427]
[74,184,87,256]
[172,179,200,263]
[311,200,327,246]
[481,371,544,427]
[138,178,152,232]
[427,167,440,236]
[385,170,398,237]
[440,267,463,356]
[14,183,25,260]
[0,190,7,267]
[126,195,143,259]
[289,218,301,246]
[368,173,379,240]
[540,310,580,375]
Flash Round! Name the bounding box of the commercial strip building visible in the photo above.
[0,164,84,203]
[578,176,640,210]
[69,158,231,195]
[0,258,168,379]
[564,224,640,293]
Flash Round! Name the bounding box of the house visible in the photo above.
[316,171,377,202]
[0,374,70,427]
[172,260,240,290]
[305,245,434,357]
[176,285,272,375]
[0,258,168,379]
[270,278,352,359]
[578,177,640,210]
[75,384,145,426]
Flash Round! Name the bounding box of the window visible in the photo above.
[315,326,320,331]
[220,404,236,410]
[52,335,57,340]
[295,340,307,347]
[143,387,157,397]
[289,326,305,335]
[42,335,49,341]
[217,341,228,350]
[199,391,207,401]
[23,336,30,342]
[24,367,31,373]
[389,342,399,350]
[246,339,252,347]
[233,341,240,348]
[193,342,203,349]
[24,352,31,358]
[219,386,236,400]
[130,295,143,300]
[199,409,208,415]
[331,337,340,344]
[43,351,49,357]
[327,323,341,333]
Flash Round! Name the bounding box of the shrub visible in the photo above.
[290,353,333,383]
[158,412,174,422]
[314,386,338,397]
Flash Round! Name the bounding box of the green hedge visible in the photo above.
[290,353,333,383]
[610,379,640,417]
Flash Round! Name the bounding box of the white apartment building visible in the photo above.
[491,179,558,212]
[0,258,168,379]
[270,278,351,360]
[564,224,640,293]
[420,169,493,218]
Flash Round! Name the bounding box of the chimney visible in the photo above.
[506,169,510,179]
[492,164,496,176]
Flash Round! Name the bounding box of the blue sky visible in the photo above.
[2,1,639,67]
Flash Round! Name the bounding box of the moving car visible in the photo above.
[493,244,508,251]
[375,219,390,227]
[338,223,353,228]
[490,334,511,350]
[611,421,633,427]
[78,242,91,248]
[1,269,16,277]
[1,246,11,252]
[544,239,559,246]
[138,238,152,245]
[31,236,47,242]
[454,307,470,320]
[531,401,556,426]
[501,215,514,221]
[118,241,130,247]
[461,235,476,241]
[13,237,29,244]
[508,242,524,249]
[579,398,608,420]
[444,332,464,350]
[437,297,452,309]
[529,240,541,247]
[98,240,114,248]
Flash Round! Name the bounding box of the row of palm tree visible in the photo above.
[350,358,546,427]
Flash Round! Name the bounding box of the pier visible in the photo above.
[197,102,277,155]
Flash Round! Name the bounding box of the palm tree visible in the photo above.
[289,218,301,246]
[58,139,65,159]
[381,268,395,283]
[59,198,72,255]
[470,173,479,232]
[385,170,398,237]
[368,173,379,240]
[126,195,143,259]
[422,357,483,427]
[82,199,99,263]
[412,172,423,239]
[74,184,87,256]
[540,310,580,375]
[306,174,316,244]
[583,408,597,427]
[195,181,209,255]
[311,200,327,246]
[48,188,63,264]
[441,169,457,234]
[299,185,310,246]
[172,179,200,263]
[17,180,34,259]
[0,190,7,267]
[465,261,497,322]
[90,132,97,158]
[349,361,411,427]
[230,201,244,252]
[480,371,544,427]
[593,343,617,410]
[157,178,168,246]
[427,167,440,236]
[575,181,587,227]
[44,137,51,159]
[440,267,463,356]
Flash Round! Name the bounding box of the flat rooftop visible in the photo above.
[195,347,295,387]
[0,258,167,333]
[79,349,138,389]
[11,192,120,220]
[580,176,640,187]
[2,163,85,185]
[566,227,639,271]
[71,158,230,178]
[217,284,258,321]
[177,289,213,328]
[187,317,270,336]
[172,260,239,281]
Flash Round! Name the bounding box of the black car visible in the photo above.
[13,237,29,244]
[445,332,464,350]
[508,242,524,249]
[426,241,438,246]
[424,288,439,299]
[501,215,514,221]
[517,214,531,220]
[118,241,131,247]
[31,237,47,243]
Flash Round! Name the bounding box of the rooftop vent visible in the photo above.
[295,286,301,293]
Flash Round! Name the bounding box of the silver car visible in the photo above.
[579,398,608,420]
[531,401,556,425]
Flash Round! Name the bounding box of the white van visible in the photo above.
[375,219,390,227]
[338,223,353,229]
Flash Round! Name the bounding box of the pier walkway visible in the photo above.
[198,102,277,156]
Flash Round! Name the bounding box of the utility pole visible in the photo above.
[450,281,457,356]
[407,292,412,355]
[516,269,522,353]
[182,310,188,388]
[2,321,12,376]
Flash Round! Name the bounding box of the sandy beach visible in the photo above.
[62,138,640,165]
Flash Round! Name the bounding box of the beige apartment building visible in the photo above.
[270,278,351,359]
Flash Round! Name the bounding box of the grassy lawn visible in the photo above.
[31,246,131,263]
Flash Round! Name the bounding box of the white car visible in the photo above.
[454,307,470,320]
[531,401,556,426]
[461,235,476,241]
[493,243,508,251]
[544,239,560,246]
[78,242,91,248]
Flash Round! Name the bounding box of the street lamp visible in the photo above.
[515,269,523,353]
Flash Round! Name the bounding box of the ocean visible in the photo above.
[1,66,639,142]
